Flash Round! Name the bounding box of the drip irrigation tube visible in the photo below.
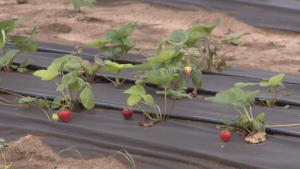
[13,61,300,107]
[1,87,300,139]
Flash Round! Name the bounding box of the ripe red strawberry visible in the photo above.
[122,107,133,120]
[220,130,231,143]
[59,110,71,123]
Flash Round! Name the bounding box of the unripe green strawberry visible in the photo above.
[52,113,59,122]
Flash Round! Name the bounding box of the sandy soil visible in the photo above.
[1,0,300,76]
[0,135,128,169]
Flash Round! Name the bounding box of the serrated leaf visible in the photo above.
[33,69,59,81]
[51,98,62,109]
[140,67,181,85]
[234,82,258,89]
[17,67,27,73]
[133,63,152,70]
[94,57,104,66]
[64,59,81,70]
[0,50,19,66]
[205,88,255,107]
[142,94,154,108]
[18,43,39,54]
[18,97,36,104]
[117,22,135,38]
[86,38,112,47]
[0,20,13,31]
[269,74,285,87]
[147,49,177,64]
[192,69,203,88]
[69,77,85,92]
[222,119,236,126]
[127,94,142,106]
[80,86,95,110]
[167,29,188,45]
[255,113,265,123]
[167,90,192,100]
[283,91,293,97]
[62,71,77,84]
[19,59,31,68]
[56,84,66,92]
[81,60,92,75]
[39,98,50,110]
[252,120,263,131]
[123,84,146,95]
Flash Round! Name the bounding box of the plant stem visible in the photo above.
[1,149,6,165]
[232,105,244,116]
[243,107,252,121]
[53,80,69,105]
[267,124,300,128]
[98,72,116,84]
[166,99,176,120]
[125,52,128,60]
[213,42,245,66]
[186,74,192,86]
[140,101,160,121]
[135,104,153,120]
[163,86,167,121]
[0,101,50,120]
[120,71,145,84]
[270,87,274,107]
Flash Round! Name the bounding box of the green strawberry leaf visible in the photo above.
[192,69,203,88]
[167,29,188,45]
[255,113,265,123]
[222,119,236,126]
[81,60,93,75]
[127,94,142,106]
[142,94,154,108]
[69,77,85,92]
[19,59,31,68]
[234,82,259,88]
[80,85,95,110]
[51,98,62,109]
[123,84,146,95]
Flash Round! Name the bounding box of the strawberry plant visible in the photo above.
[221,33,249,46]
[64,0,96,12]
[0,138,11,169]
[87,21,140,61]
[0,17,39,73]
[234,74,293,107]
[33,60,96,113]
[205,87,300,144]
[124,67,192,126]
[100,60,145,88]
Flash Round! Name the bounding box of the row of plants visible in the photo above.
[0,18,299,144]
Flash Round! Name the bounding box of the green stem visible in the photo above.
[1,149,6,165]
[186,74,192,86]
[120,71,145,84]
[53,80,69,105]
[166,99,176,120]
[267,124,300,128]
[115,72,120,84]
[125,52,128,60]
[232,105,244,116]
[98,72,116,84]
[270,87,274,107]
[243,107,252,121]
[2,47,6,54]
[163,86,167,121]
[135,104,153,120]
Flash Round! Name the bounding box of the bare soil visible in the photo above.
[1,0,300,75]
[0,135,128,169]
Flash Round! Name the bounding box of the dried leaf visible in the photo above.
[138,121,153,127]
[245,131,266,144]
